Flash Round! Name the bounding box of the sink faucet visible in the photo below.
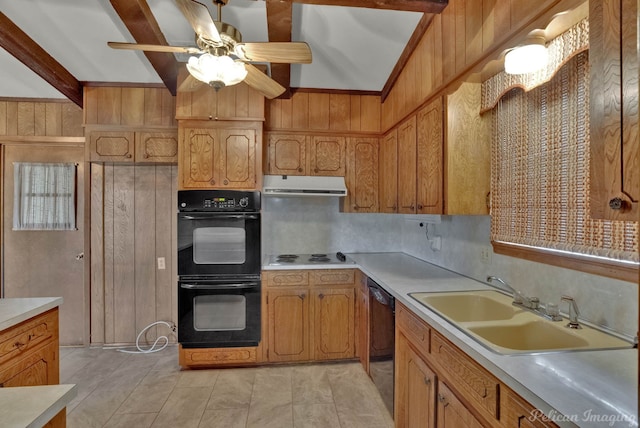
[486,276,525,304]
[486,276,563,322]
[561,295,582,329]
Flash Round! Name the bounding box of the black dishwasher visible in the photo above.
[368,277,395,417]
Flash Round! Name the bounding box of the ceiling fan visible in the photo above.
[108,0,312,99]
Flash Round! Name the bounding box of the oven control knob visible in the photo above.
[180,202,187,208]
[239,197,249,208]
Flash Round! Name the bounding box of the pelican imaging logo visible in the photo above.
[529,409,637,427]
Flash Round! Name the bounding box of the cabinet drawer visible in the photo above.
[0,310,58,368]
[264,270,309,287]
[396,304,430,357]
[179,346,257,367]
[310,269,355,286]
[431,331,500,421]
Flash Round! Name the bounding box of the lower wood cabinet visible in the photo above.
[395,301,559,428]
[0,308,64,427]
[263,269,356,363]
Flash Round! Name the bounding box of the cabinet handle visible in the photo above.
[609,197,626,211]
[410,205,415,210]
[437,393,449,407]
[318,293,324,299]
[224,180,229,185]
[209,179,216,185]
[314,168,319,173]
[14,341,25,348]
[424,376,431,385]
[417,204,423,210]
[144,153,150,159]
[125,153,132,159]
[353,206,359,210]
[299,293,306,300]
[298,167,303,172]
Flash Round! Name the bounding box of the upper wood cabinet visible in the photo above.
[394,98,444,215]
[379,129,398,213]
[88,129,178,164]
[343,137,379,213]
[265,133,346,176]
[444,82,490,215]
[398,115,418,213]
[416,98,443,214]
[589,0,639,220]
[179,121,262,190]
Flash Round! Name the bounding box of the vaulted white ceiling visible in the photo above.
[0,0,424,100]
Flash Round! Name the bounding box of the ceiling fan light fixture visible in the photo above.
[186,53,247,89]
[504,37,548,75]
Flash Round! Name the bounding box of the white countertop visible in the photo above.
[0,297,63,331]
[0,384,76,428]
[346,252,638,428]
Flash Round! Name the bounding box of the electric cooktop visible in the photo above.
[267,252,355,266]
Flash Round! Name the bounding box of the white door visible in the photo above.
[3,143,86,345]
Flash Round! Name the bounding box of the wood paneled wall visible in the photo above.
[83,86,177,128]
[382,0,585,131]
[266,92,381,133]
[0,99,83,137]
[90,163,177,345]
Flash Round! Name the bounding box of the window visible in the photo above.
[487,52,638,282]
[13,162,77,231]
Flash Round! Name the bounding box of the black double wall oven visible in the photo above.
[177,190,261,348]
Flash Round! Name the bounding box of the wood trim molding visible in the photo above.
[292,0,448,13]
[109,0,179,96]
[0,13,83,107]
[492,241,639,283]
[83,81,168,89]
[0,136,85,144]
[292,87,381,97]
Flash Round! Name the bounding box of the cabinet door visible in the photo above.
[309,136,346,176]
[590,0,639,220]
[135,131,178,163]
[89,130,134,162]
[416,98,443,214]
[344,137,379,213]
[437,381,483,428]
[398,115,417,213]
[0,342,58,387]
[267,133,307,175]
[218,128,257,189]
[266,289,311,362]
[379,129,398,213]
[395,334,436,428]
[180,127,218,188]
[504,390,560,428]
[313,288,355,360]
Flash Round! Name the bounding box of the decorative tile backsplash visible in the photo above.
[262,197,638,338]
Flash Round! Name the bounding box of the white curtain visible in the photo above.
[13,162,77,231]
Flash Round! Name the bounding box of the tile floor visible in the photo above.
[60,346,394,428]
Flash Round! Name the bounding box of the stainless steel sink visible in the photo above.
[409,290,633,355]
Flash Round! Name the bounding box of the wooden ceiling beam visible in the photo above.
[0,12,83,107]
[292,0,448,13]
[265,0,294,98]
[109,0,179,95]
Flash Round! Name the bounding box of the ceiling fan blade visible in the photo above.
[178,73,205,92]
[243,63,286,99]
[108,42,202,54]
[236,42,312,64]
[175,0,222,44]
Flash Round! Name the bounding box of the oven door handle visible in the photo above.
[180,214,259,220]
[180,282,259,290]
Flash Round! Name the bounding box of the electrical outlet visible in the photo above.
[431,236,442,251]
[157,257,166,270]
[480,247,492,264]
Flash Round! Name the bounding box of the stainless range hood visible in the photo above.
[262,175,348,197]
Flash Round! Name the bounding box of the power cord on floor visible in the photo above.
[117,321,177,354]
